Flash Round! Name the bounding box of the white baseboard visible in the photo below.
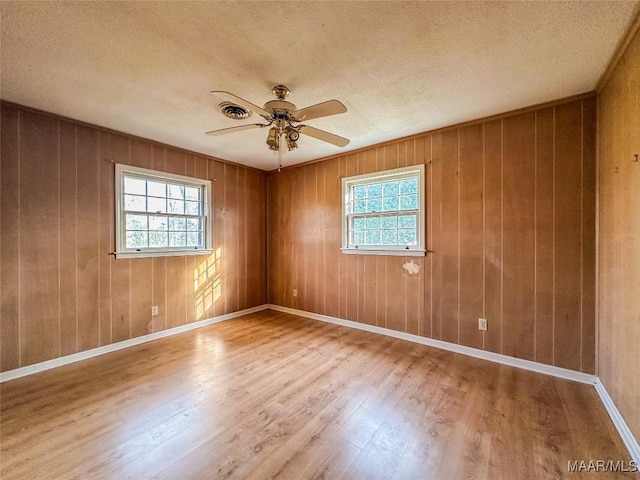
[267,304,597,385]
[595,379,640,464]
[0,304,268,383]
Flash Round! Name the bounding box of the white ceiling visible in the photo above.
[1,1,637,171]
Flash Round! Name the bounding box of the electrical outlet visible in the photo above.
[478,318,487,331]
[293,289,298,297]
[151,306,159,317]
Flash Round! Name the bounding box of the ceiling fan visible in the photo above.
[206,85,349,169]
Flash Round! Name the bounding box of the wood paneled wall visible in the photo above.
[268,96,597,373]
[598,24,640,440]
[0,104,267,372]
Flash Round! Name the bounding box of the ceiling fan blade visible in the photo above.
[298,125,350,147]
[210,91,272,119]
[205,123,267,137]
[291,100,347,122]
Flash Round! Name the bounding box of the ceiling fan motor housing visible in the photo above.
[263,100,296,116]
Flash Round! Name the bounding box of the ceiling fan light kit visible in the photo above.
[206,85,349,170]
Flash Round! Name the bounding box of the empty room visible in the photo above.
[1,1,639,478]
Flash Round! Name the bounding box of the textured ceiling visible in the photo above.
[1,1,637,171]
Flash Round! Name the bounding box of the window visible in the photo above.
[342,165,425,256]
[115,164,212,259]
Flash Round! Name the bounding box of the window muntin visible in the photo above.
[115,164,212,259]
[342,165,425,255]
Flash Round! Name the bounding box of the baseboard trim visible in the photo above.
[267,305,597,385]
[594,378,640,464]
[0,304,269,383]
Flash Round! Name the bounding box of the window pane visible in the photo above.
[398,229,417,245]
[147,181,166,197]
[353,185,366,200]
[124,194,146,212]
[380,216,397,229]
[353,200,366,214]
[399,178,418,195]
[382,196,399,212]
[353,231,365,245]
[382,181,399,197]
[126,214,147,230]
[381,229,398,245]
[187,218,201,231]
[186,232,201,247]
[169,232,187,247]
[168,199,185,214]
[399,194,418,210]
[149,215,168,231]
[366,198,382,212]
[366,183,382,198]
[185,201,200,215]
[124,177,146,195]
[353,217,366,230]
[185,187,200,201]
[365,230,380,245]
[147,196,167,213]
[365,217,380,230]
[169,217,186,231]
[398,214,416,229]
[126,231,148,249]
[149,231,168,248]
[168,184,185,200]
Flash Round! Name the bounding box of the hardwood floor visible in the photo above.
[1,310,635,479]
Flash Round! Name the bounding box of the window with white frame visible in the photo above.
[115,164,212,259]
[342,165,425,255]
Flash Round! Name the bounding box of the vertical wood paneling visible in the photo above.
[423,136,433,338]
[76,126,101,350]
[599,26,640,439]
[581,97,597,374]
[224,164,239,314]
[58,121,78,356]
[237,167,248,312]
[266,96,595,374]
[502,112,536,361]
[0,106,21,371]
[439,129,460,344]
[483,120,503,354]
[110,134,132,342]
[212,160,225,317]
[19,111,60,365]
[305,166,317,313]
[323,159,340,319]
[316,163,326,314]
[554,102,584,371]
[1,104,267,372]
[430,134,444,340]
[98,133,113,346]
[2,95,593,374]
[459,124,484,349]
[535,108,555,365]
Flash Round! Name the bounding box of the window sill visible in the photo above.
[115,249,213,260]
[341,248,426,257]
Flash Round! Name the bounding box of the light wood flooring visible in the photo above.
[1,310,636,479]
